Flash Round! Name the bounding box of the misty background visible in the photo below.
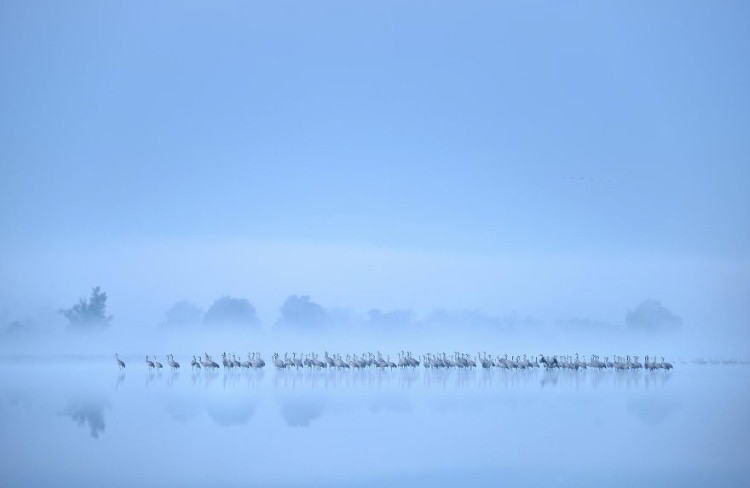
[1,1,749,355]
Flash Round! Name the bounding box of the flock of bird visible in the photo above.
[113,352,685,371]
[114,353,267,371]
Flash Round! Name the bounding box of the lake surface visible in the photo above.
[1,357,748,487]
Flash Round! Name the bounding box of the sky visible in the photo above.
[0,1,748,341]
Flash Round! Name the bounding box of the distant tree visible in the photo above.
[626,299,682,332]
[6,320,27,335]
[0,319,34,339]
[277,295,328,327]
[424,309,537,330]
[203,296,260,327]
[59,286,113,330]
[367,309,413,327]
[163,301,204,327]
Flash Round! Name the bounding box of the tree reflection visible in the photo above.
[280,399,325,427]
[60,400,108,438]
[205,398,256,427]
[626,396,680,426]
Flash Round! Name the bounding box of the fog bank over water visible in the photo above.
[0,309,743,363]
[1,238,747,357]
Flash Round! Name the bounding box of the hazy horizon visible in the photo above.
[2,2,749,352]
[2,3,750,486]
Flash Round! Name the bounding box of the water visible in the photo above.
[1,358,748,487]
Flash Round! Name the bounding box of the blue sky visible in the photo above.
[1,1,748,334]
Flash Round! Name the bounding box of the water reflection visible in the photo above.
[422,369,477,389]
[163,390,259,427]
[540,372,559,388]
[367,395,411,414]
[280,398,325,427]
[165,397,201,423]
[193,369,220,387]
[643,372,672,389]
[627,397,681,425]
[532,370,674,390]
[0,363,748,487]
[115,372,125,389]
[117,367,679,392]
[270,368,435,391]
[60,399,108,438]
[181,369,266,389]
[205,398,256,426]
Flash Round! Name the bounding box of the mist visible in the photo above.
[1,0,749,486]
[1,238,747,359]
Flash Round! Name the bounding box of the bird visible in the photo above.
[273,353,286,369]
[255,353,266,368]
[179,349,675,374]
[203,353,220,369]
[241,355,252,368]
[115,353,125,370]
[660,356,673,370]
[284,353,294,368]
[168,354,180,370]
[153,356,163,370]
[145,355,155,370]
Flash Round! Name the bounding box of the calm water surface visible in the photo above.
[1,358,748,487]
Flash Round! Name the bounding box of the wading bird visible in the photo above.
[115,353,125,370]
[168,354,180,370]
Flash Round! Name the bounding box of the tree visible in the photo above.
[367,308,413,327]
[59,286,113,330]
[626,299,682,332]
[0,319,34,339]
[162,301,204,327]
[203,296,260,327]
[277,295,328,327]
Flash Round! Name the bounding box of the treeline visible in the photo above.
[162,295,332,329]
[2,286,684,335]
